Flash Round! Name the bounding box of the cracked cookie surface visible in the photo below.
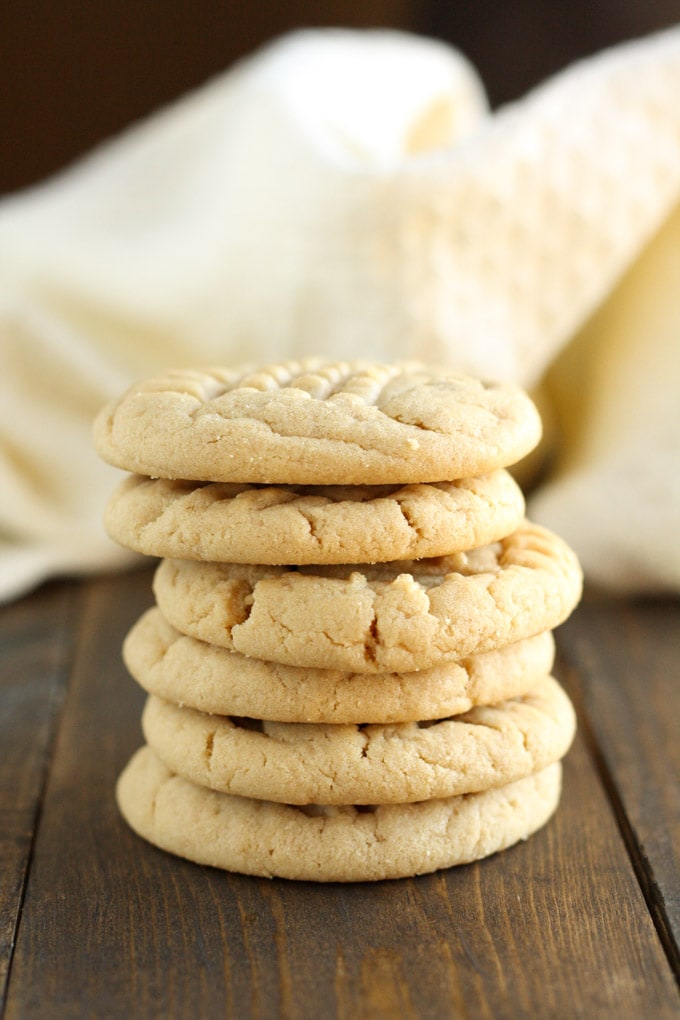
[104,470,525,564]
[124,608,555,723]
[152,519,582,672]
[141,676,574,805]
[93,359,542,484]
[117,747,562,881]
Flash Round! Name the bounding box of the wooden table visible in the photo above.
[1,566,679,1018]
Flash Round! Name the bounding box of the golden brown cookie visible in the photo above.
[93,359,542,484]
[140,676,575,805]
[152,520,582,672]
[117,746,563,881]
[104,470,525,564]
[124,608,556,723]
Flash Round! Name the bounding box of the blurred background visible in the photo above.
[1,0,678,196]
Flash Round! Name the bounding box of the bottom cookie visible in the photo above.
[116,747,562,882]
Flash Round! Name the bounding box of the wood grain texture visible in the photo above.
[558,597,680,973]
[0,581,80,1007]
[1,570,678,1018]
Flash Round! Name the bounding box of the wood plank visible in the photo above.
[0,581,80,1008]
[4,572,679,1018]
[557,596,680,974]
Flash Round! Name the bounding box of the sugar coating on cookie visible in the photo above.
[117,747,562,881]
[104,470,525,564]
[141,676,575,805]
[152,520,583,673]
[124,608,556,723]
[93,359,542,484]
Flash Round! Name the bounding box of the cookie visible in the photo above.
[141,675,574,805]
[117,747,562,881]
[92,359,542,485]
[152,520,583,672]
[104,470,525,564]
[124,608,556,723]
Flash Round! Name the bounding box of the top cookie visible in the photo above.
[92,359,542,484]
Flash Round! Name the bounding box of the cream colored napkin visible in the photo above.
[1,27,679,601]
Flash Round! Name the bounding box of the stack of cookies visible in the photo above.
[93,359,582,882]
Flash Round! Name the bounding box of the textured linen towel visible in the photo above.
[1,27,679,601]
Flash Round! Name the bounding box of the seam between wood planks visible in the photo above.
[0,583,84,1018]
[562,658,680,994]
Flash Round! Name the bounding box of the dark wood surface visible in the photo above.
[1,567,678,1019]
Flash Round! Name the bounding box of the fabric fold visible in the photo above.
[1,26,679,600]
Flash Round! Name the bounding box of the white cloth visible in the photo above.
[1,27,679,601]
